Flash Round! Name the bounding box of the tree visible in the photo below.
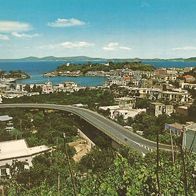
[24,84,31,92]
[135,98,150,109]
[188,100,196,121]
[116,114,125,125]
[32,85,42,93]
[127,117,134,126]
[10,128,22,140]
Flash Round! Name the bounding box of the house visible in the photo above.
[180,82,196,90]
[3,90,27,98]
[99,105,146,120]
[42,81,53,94]
[128,87,162,99]
[183,67,194,72]
[63,82,78,92]
[0,139,50,177]
[113,108,146,120]
[99,105,121,119]
[183,123,196,153]
[161,89,190,103]
[155,68,167,76]
[166,69,178,75]
[15,84,25,92]
[183,75,195,83]
[114,97,136,109]
[176,106,189,116]
[149,102,174,117]
[0,115,13,122]
[0,115,14,132]
[54,82,78,92]
[165,122,185,136]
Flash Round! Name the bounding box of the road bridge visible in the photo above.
[0,104,172,154]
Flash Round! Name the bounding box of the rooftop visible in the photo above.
[0,115,13,122]
[115,97,135,101]
[178,106,188,109]
[99,105,120,110]
[0,139,50,161]
[165,122,185,130]
[186,123,196,131]
[151,102,165,105]
[183,75,195,78]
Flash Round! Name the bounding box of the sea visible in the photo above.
[0,60,195,87]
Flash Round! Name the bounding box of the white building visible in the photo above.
[183,123,196,153]
[149,102,174,117]
[114,97,136,109]
[3,90,27,98]
[113,108,146,120]
[42,81,53,94]
[0,139,50,177]
[0,115,14,132]
[180,82,196,90]
[99,105,146,120]
[161,89,190,103]
[0,115,13,122]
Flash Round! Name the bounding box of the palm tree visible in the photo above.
[10,128,22,140]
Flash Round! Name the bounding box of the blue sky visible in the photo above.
[0,0,196,59]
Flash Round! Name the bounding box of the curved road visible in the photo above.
[0,104,172,154]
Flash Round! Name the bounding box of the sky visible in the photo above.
[0,0,196,59]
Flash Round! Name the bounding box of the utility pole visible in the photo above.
[57,172,60,196]
[63,133,77,196]
[180,126,188,196]
[156,127,161,195]
[169,129,175,164]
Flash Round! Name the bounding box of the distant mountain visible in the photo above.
[185,57,196,61]
[0,56,196,62]
[0,56,106,62]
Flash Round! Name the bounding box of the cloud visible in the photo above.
[12,32,40,39]
[40,41,94,49]
[48,18,86,27]
[103,42,119,51]
[60,41,93,48]
[119,46,132,50]
[103,42,131,51]
[172,46,196,51]
[0,34,9,40]
[0,21,31,32]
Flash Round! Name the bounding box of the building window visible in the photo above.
[1,168,7,176]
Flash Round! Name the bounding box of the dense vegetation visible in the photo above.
[188,99,196,121]
[2,146,196,195]
[0,70,30,79]
[3,88,115,109]
[56,61,155,74]
[0,109,78,147]
[132,113,180,144]
[0,108,196,195]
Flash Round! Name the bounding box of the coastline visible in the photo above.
[1,60,195,87]
[16,74,108,87]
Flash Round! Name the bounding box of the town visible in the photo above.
[1,64,196,145]
[0,62,196,195]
